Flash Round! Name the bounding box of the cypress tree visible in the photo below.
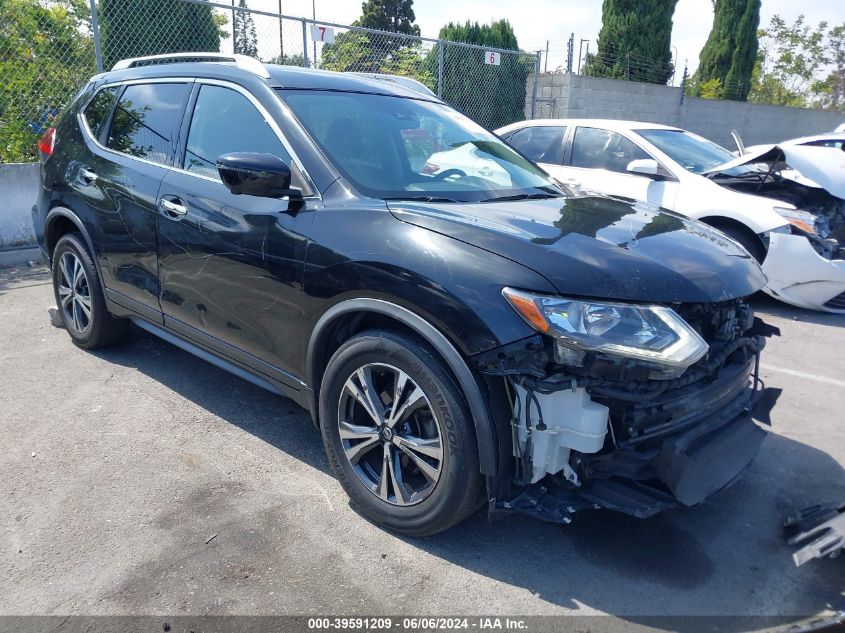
[692,0,761,101]
[585,0,679,85]
[101,0,221,69]
[233,0,258,58]
[354,0,420,36]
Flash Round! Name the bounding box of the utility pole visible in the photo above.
[544,40,549,73]
[577,39,590,74]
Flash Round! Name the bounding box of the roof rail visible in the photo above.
[111,52,270,79]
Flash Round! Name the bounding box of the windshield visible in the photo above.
[638,129,760,177]
[278,90,562,202]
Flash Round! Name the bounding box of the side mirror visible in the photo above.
[626,158,662,178]
[216,152,303,201]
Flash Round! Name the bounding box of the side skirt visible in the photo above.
[129,317,311,409]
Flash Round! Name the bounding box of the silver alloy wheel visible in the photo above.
[337,363,444,506]
[57,251,92,335]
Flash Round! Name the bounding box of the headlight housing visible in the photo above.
[502,288,708,369]
[773,206,817,234]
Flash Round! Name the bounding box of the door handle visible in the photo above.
[159,197,188,218]
[80,169,98,184]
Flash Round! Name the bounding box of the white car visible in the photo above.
[424,142,514,187]
[495,119,845,313]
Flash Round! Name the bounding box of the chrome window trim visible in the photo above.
[77,77,320,200]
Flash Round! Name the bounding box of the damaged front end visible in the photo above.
[707,143,845,245]
[476,294,781,524]
[706,144,845,312]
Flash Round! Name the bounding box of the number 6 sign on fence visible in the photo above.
[310,24,335,44]
[484,51,501,66]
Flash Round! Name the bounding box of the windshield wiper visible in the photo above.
[707,171,765,182]
[480,192,560,203]
[383,195,461,203]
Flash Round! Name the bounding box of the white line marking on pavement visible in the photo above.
[762,364,845,389]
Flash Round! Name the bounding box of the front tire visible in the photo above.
[319,329,484,536]
[51,233,128,349]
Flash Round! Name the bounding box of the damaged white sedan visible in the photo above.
[495,120,845,313]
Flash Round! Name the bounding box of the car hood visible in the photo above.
[705,144,845,199]
[387,194,767,303]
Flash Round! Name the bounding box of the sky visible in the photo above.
[258,0,843,86]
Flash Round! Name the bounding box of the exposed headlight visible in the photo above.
[773,206,817,234]
[502,288,709,369]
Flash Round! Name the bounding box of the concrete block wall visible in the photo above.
[680,97,843,146]
[526,73,843,147]
[0,163,39,250]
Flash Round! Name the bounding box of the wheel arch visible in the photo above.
[44,206,110,287]
[699,215,767,259]
[45,206,94,261]
[306,298,499,476]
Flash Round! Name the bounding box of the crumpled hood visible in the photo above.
[387,194,767,303]
[706,144,845,199]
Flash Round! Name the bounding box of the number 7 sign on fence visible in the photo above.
[310,24,335,44]
[484,51,501,66]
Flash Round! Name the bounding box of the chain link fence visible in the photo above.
[0,0,540,163]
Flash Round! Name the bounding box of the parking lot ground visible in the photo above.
[1,263,844,629]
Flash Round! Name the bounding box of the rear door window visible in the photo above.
[106,83,188,164]
[507,126,566,164]
[82,86,119,141]
[570,126,649,173]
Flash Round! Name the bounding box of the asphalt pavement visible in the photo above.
[1,263,843,630]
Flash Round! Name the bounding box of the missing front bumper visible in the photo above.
[497,384,779,523]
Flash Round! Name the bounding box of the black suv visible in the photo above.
[33,53,779,535]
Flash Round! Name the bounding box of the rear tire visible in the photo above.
[51,233,128,349]
[319,329,485,536]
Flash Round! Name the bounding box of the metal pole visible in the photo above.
[301,18,309,67]
[578,39,589,74]
[577,40,582,75]
[279,0,284,59]
[231,0,236,54]
[544,40,548,73]
[89,0,104,72]
[671,45,678,85]
[437,42,444,99]
[530,51,540,119]
[312,0,317,68]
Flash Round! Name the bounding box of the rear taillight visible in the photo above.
[38,127,56,156]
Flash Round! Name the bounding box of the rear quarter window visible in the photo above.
[82,87,119,141]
